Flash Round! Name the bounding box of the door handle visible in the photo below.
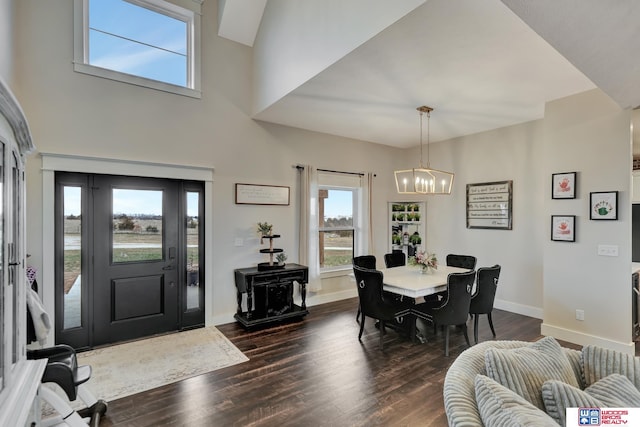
[162,265,174,270]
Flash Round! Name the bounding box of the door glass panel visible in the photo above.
[186,191,200,310]
[0,142,4,390]
[63,186,82,329]
[11,152,19,363]
[112,189,163,263]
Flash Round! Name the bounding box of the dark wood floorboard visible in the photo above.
[96,298,551,427]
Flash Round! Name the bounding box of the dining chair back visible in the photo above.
[353,255,377,269]
[353,255,377,322]
[469,264,501,343]
[384,251,406,268]
[352,265,410,349]
[446,254,477,270]
[413,270,476,356]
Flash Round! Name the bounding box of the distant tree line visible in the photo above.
[323,216,353,227]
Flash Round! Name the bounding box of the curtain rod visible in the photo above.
[294,165,375,177]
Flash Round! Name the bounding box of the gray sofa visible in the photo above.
[443,338,640,426]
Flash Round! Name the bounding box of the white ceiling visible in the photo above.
[220,0,640,149]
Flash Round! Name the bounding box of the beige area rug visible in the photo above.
[77,326,248,403]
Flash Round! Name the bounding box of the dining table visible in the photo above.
[378,264,472,343]
[381,265,470,298]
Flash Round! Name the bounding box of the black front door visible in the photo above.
[55,172,204,349]
[92,175,180,346]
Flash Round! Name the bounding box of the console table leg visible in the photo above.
[236,290,242,315]
[246,288,253,319]
[300,281,307,310]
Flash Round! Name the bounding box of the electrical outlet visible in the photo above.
[576,309,585,321]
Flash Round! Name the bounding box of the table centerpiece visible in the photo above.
[409,250,438,274]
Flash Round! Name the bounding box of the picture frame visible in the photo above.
[590,191,618,220]
[552,172,576,199]
[551,215,576,242]
[235,183,290,206]
[466,180,512,230]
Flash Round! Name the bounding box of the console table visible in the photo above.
[234,263,309,328]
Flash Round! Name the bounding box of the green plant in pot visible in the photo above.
[276,252,287,266]
[409,232,422,246]
[257,221,273,243]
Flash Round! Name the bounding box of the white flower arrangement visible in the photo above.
[409,251,438,271]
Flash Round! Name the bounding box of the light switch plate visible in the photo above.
[597,244,618,256]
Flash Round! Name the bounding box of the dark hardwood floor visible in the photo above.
[98,298,549,427]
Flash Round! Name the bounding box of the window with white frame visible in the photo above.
[73,0,201,98]
[318,171,366,271]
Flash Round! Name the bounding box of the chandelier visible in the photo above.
[394,106,454,195]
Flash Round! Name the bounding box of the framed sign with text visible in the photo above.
[235,183,290,206]
[466,180,513,230]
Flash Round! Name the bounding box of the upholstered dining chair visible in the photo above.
[352,265,411,349]
[353,255,377,322]
[446,254,477,270]
[353,255,377,269]
[412,270,476,356]
[384,251,406,268]
[469,264,501,344]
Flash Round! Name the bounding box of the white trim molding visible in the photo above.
[40,153,216,341]
[541,322,635,355]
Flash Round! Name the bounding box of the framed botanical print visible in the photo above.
[590,191,618,220]
[552,172,576,199]
[551,215,576,242]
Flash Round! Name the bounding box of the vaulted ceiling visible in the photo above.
[218,0,640,148]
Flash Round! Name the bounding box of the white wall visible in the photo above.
[412,119,546,318]
[0,0,14,83]
[541,89,633,353]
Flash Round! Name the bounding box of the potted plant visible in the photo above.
[409,232,422,246]
[276,252,287,266]
[257,221,273,243]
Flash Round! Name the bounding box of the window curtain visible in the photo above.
[298,165,321,291]
[356,172,375,256]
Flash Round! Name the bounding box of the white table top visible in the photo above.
[380,265,471,298]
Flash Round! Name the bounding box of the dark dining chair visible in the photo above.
[352,265,410,349]
[469,265,501,344]
[384,251,406,268]
[353,255,377,322]
[412,270,476,356]
[446,254,477,270]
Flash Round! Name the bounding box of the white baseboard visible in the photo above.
[305,288,358,307]
[494,298,543,319]
[541,322,635,355]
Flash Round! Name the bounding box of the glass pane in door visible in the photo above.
[186,191,200,310]
[63,186,82,329]
[0,142,4,390]
[112,189,163,263]
[11,152,19,363]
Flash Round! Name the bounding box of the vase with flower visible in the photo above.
[409,250,438,274]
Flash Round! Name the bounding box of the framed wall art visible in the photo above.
[466,180,512,230]
[235,183,290,206]
[590,191,618,220]
[552,172,576,199]
[551,215,576,242]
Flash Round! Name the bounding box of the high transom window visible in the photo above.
[74,0,201,98]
